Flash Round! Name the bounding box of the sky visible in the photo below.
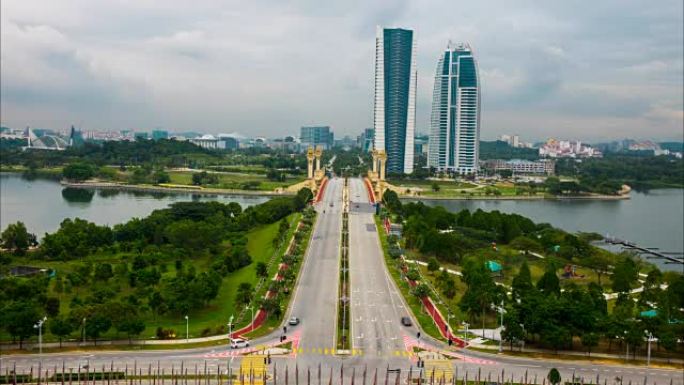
[1,0,683,142]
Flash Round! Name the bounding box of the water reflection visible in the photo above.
[61,187,95,204]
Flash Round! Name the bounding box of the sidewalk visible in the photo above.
[466,328,684,365]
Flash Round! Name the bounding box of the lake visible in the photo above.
[0,173,270,237]
[1,173,682,271]
[413,189,684,272]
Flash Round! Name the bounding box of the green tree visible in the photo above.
[427,257,440,274]
[547,368,561,385]
[431,182,440,192]
[536,267,560,296]
[49,316,74,348]
[255,262,268,278]
[85,313,112,345]
[612,257,638,293]
[581,332,599,356]
[512,262,534,301]
[44,297,60,317]
[118,317,146,344]
[94,263,114,282]
[1,221,31,255]
[63,163,95,181]
[412,283,430,298]
[586,253,611,285]
[2,302,39,348]
[236,282,253,307]
[153,170,171,184]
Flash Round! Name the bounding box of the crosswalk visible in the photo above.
[401,334,497,366]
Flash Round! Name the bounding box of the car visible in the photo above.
[230,338,249,349]
[329,203,334,207]
[401,317,412,327]
[288,317,300,326]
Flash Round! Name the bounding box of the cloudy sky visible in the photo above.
[1,0,682,141]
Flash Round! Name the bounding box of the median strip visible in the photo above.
[336,177,351,352]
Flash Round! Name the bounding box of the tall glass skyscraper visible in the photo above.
[374,27,417,174]
[427,43,480,174]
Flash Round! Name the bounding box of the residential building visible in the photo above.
[300,126,334,150]
[427,42,480,174]
[374,27,416,174]
[539,139,602,158]
[482,159,555,175]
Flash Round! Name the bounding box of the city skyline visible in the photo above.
[1,1,683,141]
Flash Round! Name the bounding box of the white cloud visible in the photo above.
[1,0,682,141]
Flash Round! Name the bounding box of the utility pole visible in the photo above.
[645,330,653,367]
[185,315,189,342]
[228,315,234,339]
[34,316,47,355]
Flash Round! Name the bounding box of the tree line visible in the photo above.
[0,188,313,347]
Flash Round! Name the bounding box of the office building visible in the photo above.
[374,27,416,174]
[358,128,375,153]
[300,126,334,150]
[152,130,169,140]
[427,42,480,174]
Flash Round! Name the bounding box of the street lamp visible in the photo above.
[247,306,255,332]
[491,300,505,353]
[645,330,653,367]
[34,316,47,355]
[462,322,470,345]
[82,317,87,346]
[228,315,234,339]
[519,323,526,351]
[184,315,189,342]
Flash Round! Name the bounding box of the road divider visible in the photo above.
[336,177,351,353]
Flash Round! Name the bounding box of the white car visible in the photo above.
[230,338,249,349]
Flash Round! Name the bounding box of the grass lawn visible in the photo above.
[167,170,304,191]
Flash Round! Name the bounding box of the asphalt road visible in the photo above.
[0,177,681,385]
[346,178,415,369]
[287,177,343,360]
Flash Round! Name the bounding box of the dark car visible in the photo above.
[401,317,412,327]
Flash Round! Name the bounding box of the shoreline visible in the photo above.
[61,180,294,197]
[400,193,630,201]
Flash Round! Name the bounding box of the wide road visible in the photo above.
[287,177,342,355]
[347,178,414,367]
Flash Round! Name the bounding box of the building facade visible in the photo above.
[482,159,555,175]
[300,126,333,150]
[374,27,416,174]
[427,43,481,174]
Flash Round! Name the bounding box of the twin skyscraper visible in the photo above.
[373,27,480,175]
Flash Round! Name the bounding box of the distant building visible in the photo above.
[190,134,220,149]
[482,159,555,175]
[357,128,375,153]
[300,126,334,150]
[134,132,149,140]
[427,42,480,174]
[414,134,429,156]
[334,135,357,150]
[374,27,416,174]
[152,130,169,140]
[218,134,240,150]
[24,127,69,151]
[539,139,602,158]
[269,135,298,152]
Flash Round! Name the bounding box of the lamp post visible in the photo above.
[462,322,470,345]
[645,330,653,367]
[34,316,47,355]
[491,300,505,353]
[247,306,254,332]
[624,330,629,361]
[520,323,526,352]
[82,317,87,346]
[185,315,189,342]
[228,315,234,339]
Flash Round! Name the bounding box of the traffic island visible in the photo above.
[336,178,351,353]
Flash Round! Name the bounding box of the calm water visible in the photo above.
[0,173,270,237]
[415,189,684,272]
